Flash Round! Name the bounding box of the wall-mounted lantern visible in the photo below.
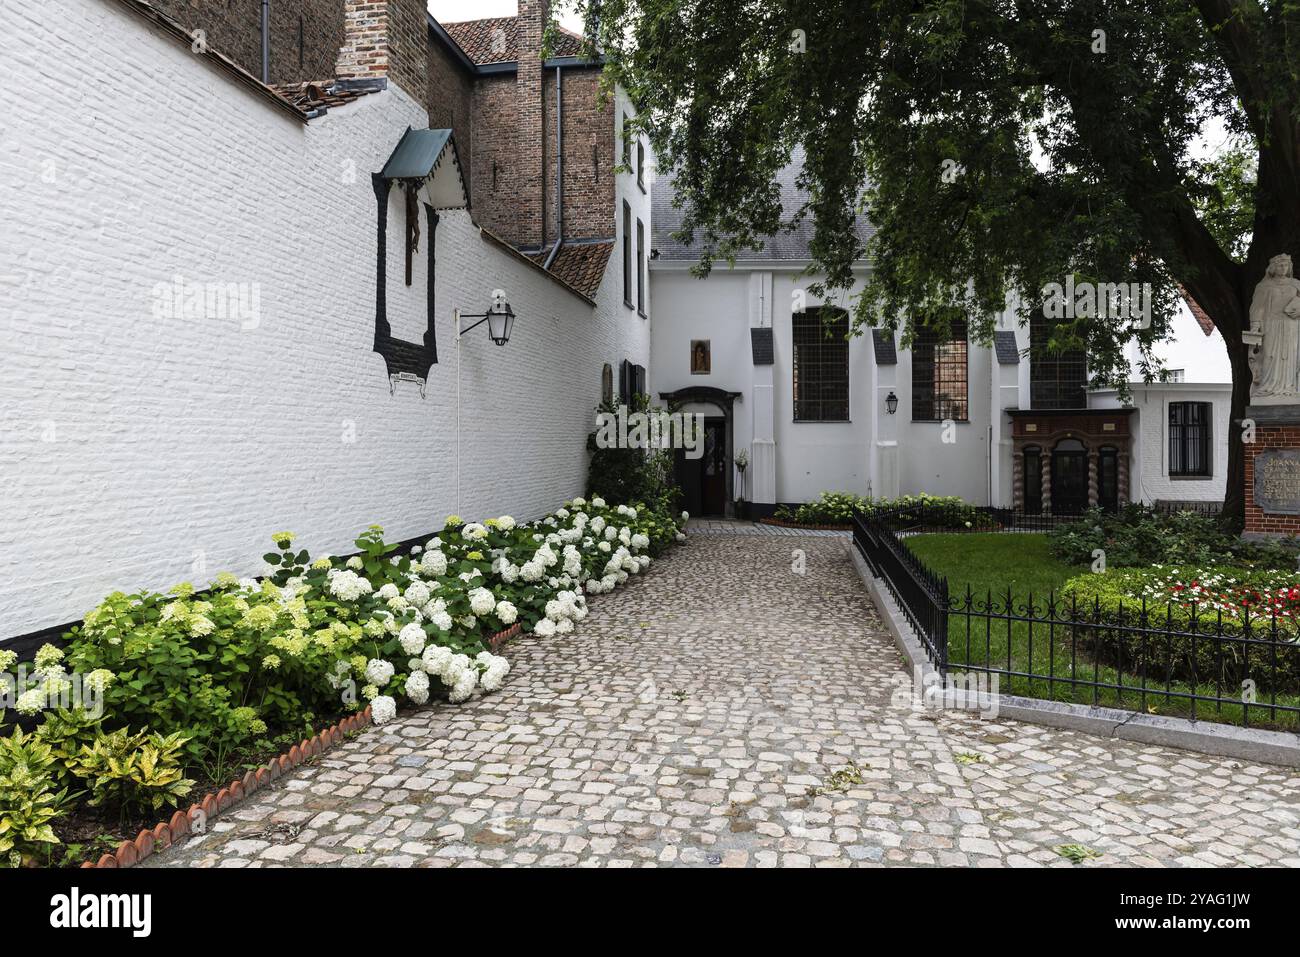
[885,391,899,415]
[457,290,515,346]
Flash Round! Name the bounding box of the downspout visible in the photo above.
[988,335,995,506]
[260,0,270,84]
[543,65,564,270]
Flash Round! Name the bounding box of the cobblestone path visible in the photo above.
[151,535,1300,868]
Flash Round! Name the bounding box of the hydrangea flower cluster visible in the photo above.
[65,496,688,744]
[338,496,686,724]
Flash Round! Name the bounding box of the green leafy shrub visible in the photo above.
[64,577,352,769]
[35,708,103,790]
[1049,506,1300,570]
[861,494,985,528]
[0,729,74,867]
[775,491,867,525]
[68,728,195,820]
[777,492,982,528]
[1060,566,1300,693]
[58,495,688,764]
[586,394,682,513]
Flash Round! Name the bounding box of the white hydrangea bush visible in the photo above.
[295,499,687,724]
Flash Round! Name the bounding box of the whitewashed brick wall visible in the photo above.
[0,0,649,636]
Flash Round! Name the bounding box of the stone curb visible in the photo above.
[78,620,526,869]
[847,543,1300,769]
[756,518,852,531]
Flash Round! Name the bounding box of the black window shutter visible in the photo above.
[619,360,630,404]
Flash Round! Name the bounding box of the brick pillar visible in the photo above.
[337,0,427,99]
[1041,455,1052,515]
[1244,414,1300,537]
[515,0,549,249]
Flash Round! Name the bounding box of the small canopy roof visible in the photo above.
[380,127,469,210]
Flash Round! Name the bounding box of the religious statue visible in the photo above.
[1246,254,1300,402]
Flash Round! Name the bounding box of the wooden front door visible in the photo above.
[674,417,728,516]
[701,418,726,515]
[1051,449,1089,514]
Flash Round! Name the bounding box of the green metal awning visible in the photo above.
[380,127,469,210]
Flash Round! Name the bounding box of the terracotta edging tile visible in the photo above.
[87,704,373,869]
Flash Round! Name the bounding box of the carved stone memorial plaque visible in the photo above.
[1253,449,1300,515]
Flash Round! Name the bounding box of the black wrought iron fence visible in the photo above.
[1151,500,1225,518]
[852,501,1300,728]
[852,508,949,667]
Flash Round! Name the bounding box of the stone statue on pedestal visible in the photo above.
[1245,253,1300,403]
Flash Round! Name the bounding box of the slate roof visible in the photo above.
[525,241,614,300]
[750,328,774,365]
[652,146,875,262]
[993,330,1021,365]
[441,17,585,65]
[871,329,897,365]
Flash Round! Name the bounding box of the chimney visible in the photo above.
[515,0,549,249]
[336,0,427,96]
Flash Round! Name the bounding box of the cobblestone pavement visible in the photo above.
[151,535,1300,868]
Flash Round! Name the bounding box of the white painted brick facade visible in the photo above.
[0,0,649,636]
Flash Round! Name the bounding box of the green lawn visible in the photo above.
[902,532,1300,730]
[904,532,1076,603]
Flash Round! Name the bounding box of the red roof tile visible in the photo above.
[526,241,614,300]
[269,81,375,113]
[441,16,585,65]
[1181,289,1215,336]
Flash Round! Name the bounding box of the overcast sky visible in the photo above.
[427,1,584,31]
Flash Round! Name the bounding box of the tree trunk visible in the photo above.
[1222,326,1252,533]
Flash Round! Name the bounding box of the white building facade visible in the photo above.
[649,167,1233,517]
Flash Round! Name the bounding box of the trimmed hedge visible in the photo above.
[776,492,984,529]
[1059,566,1300,694]
[1048,505,1300,570]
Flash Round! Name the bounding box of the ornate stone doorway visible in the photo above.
[659,386,742,517]
[1007,409,1135,514]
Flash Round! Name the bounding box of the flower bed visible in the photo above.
[0,495,688,867]
[81,704,374,868]
[775,492,985,529]
[1060,566,1300,693]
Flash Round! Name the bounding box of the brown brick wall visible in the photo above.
[135,2,615,251]
[461,2,614,250]
[542,67,615,242]
[152,0,343,85]
[513,0,547,249]
[426,32,474,198]
[385,0,427,103]
[469,74,520,241]
[1244,424,1300,536]
[337,0,426,99]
